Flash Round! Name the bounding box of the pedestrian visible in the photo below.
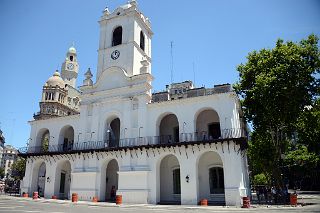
[110,185,116,201]
[263,186,268,203]
[271,186,276,204]
[256,186,261,204]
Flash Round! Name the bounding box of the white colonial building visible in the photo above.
[19,1,250,206]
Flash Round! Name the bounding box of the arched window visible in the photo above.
[69,56,73,61]
[140,31,145,51]
[112,26,122,46]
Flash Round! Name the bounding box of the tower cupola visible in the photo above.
[61,45,79,88]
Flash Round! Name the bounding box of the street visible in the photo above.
[0,194,319,213]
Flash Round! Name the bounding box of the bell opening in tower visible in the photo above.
[112,26,122,47]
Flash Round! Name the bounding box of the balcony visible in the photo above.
[18,128,248,156]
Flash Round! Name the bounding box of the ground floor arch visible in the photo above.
[54,160,72,199]
[37,162,46,197]
[159,154,181,204]
[198,151,225,204]
[100,159,119,202]
[30,161,46,197]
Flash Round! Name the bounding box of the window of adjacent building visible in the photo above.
[112,26,122,46]
[140,31,145,51]
[209,167,225,194]
[172,168,181,194]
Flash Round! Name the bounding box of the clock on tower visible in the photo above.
[61,46,79,88]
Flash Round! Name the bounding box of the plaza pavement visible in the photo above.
[0,193,319,213]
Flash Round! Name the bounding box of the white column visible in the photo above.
[180,147,198,205]
[222,142,245,206]
[44,162,56,198]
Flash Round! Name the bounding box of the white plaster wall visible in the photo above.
[23,140,248,205]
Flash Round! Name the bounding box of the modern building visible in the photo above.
[0,129,5,178]
[1,145,18,179]
[19,1,250,206]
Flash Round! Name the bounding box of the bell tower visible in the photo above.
[97,0,153,79]
[61,46,79,88]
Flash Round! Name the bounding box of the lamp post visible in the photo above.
[139,127,143,138]
[49,136,54,152]
[139,127,143,144]
[26,138,32,147]
[106,129,111,147]
[183,122,187,141]
[90,132,95,142]
[124,128,127,138]
[77,132,82,143]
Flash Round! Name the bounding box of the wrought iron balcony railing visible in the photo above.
[18,128,248,155]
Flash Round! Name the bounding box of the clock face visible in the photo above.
[111,50,120,60]
[67,63,74,70]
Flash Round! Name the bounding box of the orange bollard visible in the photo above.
[200,199,208,206]
[72,193,78,202]
[290,194,297,206]
[242,197,250,208]
[33,192,39,200]
[115,195,122,205]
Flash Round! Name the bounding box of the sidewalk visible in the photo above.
[1,194,313,211]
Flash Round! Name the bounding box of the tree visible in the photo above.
[296,98,320,155]
[0,167,5,179]
[234,34,320,186]
[42,137,49,152]
[253,173,269,186]
[10,157,26,181]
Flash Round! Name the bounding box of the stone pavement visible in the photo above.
[0,193,319,213]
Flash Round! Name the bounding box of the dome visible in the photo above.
[68,46,76,54]
[46,71,65,88]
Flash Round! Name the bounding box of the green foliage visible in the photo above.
[0,167,5,179]
[296,98,320,155]
[10,157,26,180]
[285,144,319,169]
[235,34,320,186]
[234,34,320,131]
[42,137,49,152]
[253,173,269,186]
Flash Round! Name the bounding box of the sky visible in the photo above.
[0,0,319,149]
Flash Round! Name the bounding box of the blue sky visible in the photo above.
[0,0,319,148]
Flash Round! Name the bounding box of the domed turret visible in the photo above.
[46,71,65,88]
[68,46,77,54]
